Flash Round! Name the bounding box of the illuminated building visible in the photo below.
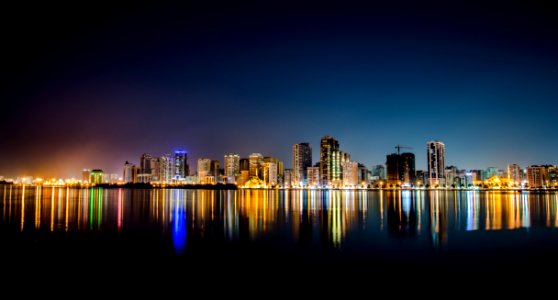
[320,136,340,186]
[197,158,211,180]
[138,153,155,182]
[174,149,188,179]
[284,169,293,187]
[527,165,549,188]
[239,170,249,186]
[224,153,240,178]
[90,169,103,184]
[307,166,320,186]
[158,154,173,183]
[249,153,263,179]
[427,140,445,186]
[292,143,312,185]
[507,164,522,184]
[82,169,91,183]
[277,161,284,180]
[123,161,133,183]
[262,161,277,186]
[342,160,359,187]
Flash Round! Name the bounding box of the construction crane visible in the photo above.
[395,144,413,155]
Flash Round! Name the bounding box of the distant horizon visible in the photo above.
[1,135,555,179]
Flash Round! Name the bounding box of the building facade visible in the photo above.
[292,143,312,186]
[320,136,340,186]
[427,141,445,186]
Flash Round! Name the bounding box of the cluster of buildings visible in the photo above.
[2,136,556,189]
[94,136,557,189]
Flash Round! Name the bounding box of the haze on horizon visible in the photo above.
[1,1,557,178]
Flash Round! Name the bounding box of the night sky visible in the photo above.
[1,1,557,178]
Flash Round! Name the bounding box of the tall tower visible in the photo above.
[249,153,264,179]
[292,143,312,186]
[197,158,211,179]
[123,161,133,183]
[400,152,416,185]
[174,149,188,179]
[320,136,339,186]
[224,153,240,177]
[427,141,445,186]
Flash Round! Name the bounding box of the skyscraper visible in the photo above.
[307,166,320,187]
[427,141,445,186]
[400,152,416,185]
[174,149,188,179]
[385,152,415,186]
[249,153,263,179]
[224,153,240,178]
[123,161,133,183]
[197,158,211,179]
[210,160,220,181]
[158,154,173,183]
[320,136,339,186]
[292,143,312,186]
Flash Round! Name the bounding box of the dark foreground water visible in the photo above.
[2,185,558,286]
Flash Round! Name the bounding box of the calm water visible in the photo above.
[2,185,558,273]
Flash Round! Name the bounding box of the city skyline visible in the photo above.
[1,2,557,178]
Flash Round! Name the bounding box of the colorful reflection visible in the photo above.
[2,187,558,253]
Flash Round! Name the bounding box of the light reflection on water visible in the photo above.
[1,185,558,256]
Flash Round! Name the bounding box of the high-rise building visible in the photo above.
[90,169,103,184]
[292,143,312,185]
[427,141,445,186]
[343,160,359,187]
[284,169,293,188]
[197,158,211,179]
[357,163,368,185]
[320,136,340,186]
[82,169,91,183]
[249,153,263,179]
[210,160,220,181]
[224,153,240,178]
[174,149,188,179]
[386,152,415,186]
[527,165,549,188]
[307,166,320,187]
[386,154,400,183]
[123,161,134,183]
[507,164,522,184]
[262,161,278,187]
[400,153,416,185]
[158,154,173,183]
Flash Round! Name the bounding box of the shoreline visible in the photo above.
[1,182,557,192]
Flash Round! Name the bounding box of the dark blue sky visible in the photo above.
[1,1,557,178]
